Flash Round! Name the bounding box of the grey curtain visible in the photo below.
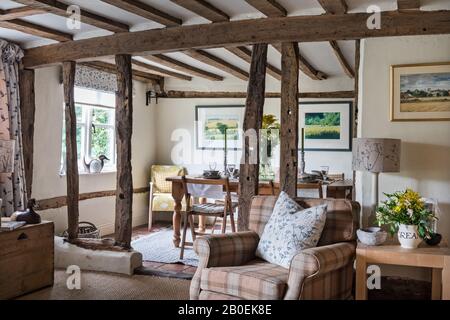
[0,39,26,215]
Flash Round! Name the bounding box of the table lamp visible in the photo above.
[352,138,401,223]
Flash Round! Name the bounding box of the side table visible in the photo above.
[355,240,450,300]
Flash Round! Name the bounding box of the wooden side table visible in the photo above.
[356,240,450,300]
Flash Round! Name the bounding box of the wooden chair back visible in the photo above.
[297,182,323,199]
[181,176,231,209]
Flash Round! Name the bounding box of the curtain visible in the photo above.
[0,39,26,215]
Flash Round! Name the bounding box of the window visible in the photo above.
[61,87,116,174]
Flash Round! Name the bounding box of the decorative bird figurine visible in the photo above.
[83,155,110,173]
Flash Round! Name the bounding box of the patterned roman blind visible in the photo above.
[75,65,117,93]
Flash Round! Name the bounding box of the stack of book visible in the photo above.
[0,220,26,232]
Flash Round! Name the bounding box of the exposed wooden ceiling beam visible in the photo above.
[317,0,348,14]
[143,54,223,81]
[0,7,47,21]
[397,0,421,10]
[272,44,327,80]
[184,49,249,81]
[329,40,354,78]
[244,0,287,17]
[170,0,229,22]
[160,90,355,99]
[131,58,192,81]
[81,61,162,84]
[226,46,281,80]
[100,0,181,27]
[23,11,450,68]
[14,0,129,33]
[0,19,72,42]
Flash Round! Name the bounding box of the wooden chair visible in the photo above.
[180,176,237,259]
[327,173,345,181]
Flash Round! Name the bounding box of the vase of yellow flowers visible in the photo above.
[376,189,436,249]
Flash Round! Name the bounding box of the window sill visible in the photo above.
[59,169,117,177]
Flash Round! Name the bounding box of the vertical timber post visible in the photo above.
[352,39,361,202]
[114,54,133,248]
[62,61,79,240]
[19,67,35,200]
[238,44,268,231]
[280,43,299,198]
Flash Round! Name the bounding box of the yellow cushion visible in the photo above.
[152,193,186,211]
[151,165,186,193]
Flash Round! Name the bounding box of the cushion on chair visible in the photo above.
[255,191,327,268]
[151,165,186,193]
[192,202,237,214]
[200,259,288,300]
[152,193,186,211]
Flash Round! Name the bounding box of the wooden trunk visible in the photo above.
[280,42,299,198]
[238,43,267,231]
[62,61,79,240]
[114,54,134,248]
[0,222,54,299]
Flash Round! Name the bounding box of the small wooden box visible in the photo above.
[0,221,54,299]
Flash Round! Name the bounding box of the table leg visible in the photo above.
[355,253,368,300]
[443,257,450,300]
[198,198,207,233]
[431,268,442,300]
[172,182,184,248]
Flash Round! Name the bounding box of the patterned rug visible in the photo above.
[131,228,199,267]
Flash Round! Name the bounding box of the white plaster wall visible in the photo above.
[156,70,355,177]
[32,66,157,235]
[358,34,450,280]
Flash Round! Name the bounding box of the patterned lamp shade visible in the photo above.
[352,138,401,173]
[0,139,15,173]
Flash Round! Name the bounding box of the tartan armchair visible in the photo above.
[190,196,360,300]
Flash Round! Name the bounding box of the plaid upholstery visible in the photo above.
[190,231,260,299]
[192,195,359,300]
[151,165,185,193]
[200,259,288,300]
[284,242,356,299]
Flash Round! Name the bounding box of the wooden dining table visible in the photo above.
[166,176,353,247]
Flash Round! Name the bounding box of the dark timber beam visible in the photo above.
[14,0,129,33]
[19,68,35,200]
[184,49,249,81]
[226,46,281,81]
[273,44,327,80]
[170,0,229,22]
[159,90,355,99]
[352,39,361,201]
[143,54,223,81]
[23,11,450,68]
[245,0,287,17]
[131,59,192,81]
[317,0,348,15]
[0,19,72,42]
[114,54,133,249]
[397,0,421,10]
[101,0,181,27]
[329,40,355,78]
[280,43,299,198]
[62,61,79,241]
[0,7,47,20]
[238,43,267,231]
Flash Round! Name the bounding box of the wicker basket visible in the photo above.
[61,221,100,239]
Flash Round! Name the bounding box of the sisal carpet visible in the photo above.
[19,269,190,300]
[131,228,198,266]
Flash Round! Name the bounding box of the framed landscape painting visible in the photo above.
[391,62,450,121]
[299,101,353,152]
[195,105,245,150]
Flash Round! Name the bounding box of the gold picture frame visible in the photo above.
[390,62,450,121]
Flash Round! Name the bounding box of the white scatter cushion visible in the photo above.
[255,191,327,268]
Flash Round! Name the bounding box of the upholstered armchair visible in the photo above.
[190,196,360,300]
[148,165,186,230]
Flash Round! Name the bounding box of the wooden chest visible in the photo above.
[0,221,54,299]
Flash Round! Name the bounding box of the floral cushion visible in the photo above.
[255,191,327,268]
